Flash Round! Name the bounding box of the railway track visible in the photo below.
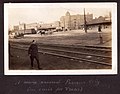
[10,42,112,66]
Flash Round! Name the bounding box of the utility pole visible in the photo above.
[84,8,87,33]
[63,17,65,31]
[109,11,111,22]
[24,23,26,34]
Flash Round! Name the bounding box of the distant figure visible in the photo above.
[98,25,102,32]
[28,40,41,69]
[98,25,103,44]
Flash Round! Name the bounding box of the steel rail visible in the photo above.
[11,42,111,52]
[11,44,111,58]
[38,44,111,52]
[39,47,111,58]
[11,46,112,66]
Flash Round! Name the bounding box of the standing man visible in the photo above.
[28,40,41,69]
[98,25,103,44]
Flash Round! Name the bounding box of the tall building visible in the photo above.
[60,11,93,30]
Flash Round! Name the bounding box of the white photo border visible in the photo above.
[4,3,117,75]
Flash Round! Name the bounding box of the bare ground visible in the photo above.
[9,48,111,70]
[9,29,112,70]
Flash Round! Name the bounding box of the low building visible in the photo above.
[13,25,19,31]
[15,29,36,35]
[52,21,61,27]
[25,23,38,30]
[19,23,26,30]
[81,16,111,30]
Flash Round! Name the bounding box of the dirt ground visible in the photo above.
[9,29,112,70]
[9,29,112,47]
[9,47,111,70]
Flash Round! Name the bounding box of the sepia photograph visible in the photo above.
[4,3,117,75]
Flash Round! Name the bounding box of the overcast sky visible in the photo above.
[4,3,115,29]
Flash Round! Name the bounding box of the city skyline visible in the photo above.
[4,3,114,29]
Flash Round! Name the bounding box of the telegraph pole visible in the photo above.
[109,11,111,22]
[24,23,26,34]
[63,17,65,31]
[84,8,87,33]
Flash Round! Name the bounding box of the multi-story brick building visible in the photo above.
[60,11,93,30]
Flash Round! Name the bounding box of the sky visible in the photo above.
[4,3,115,29]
